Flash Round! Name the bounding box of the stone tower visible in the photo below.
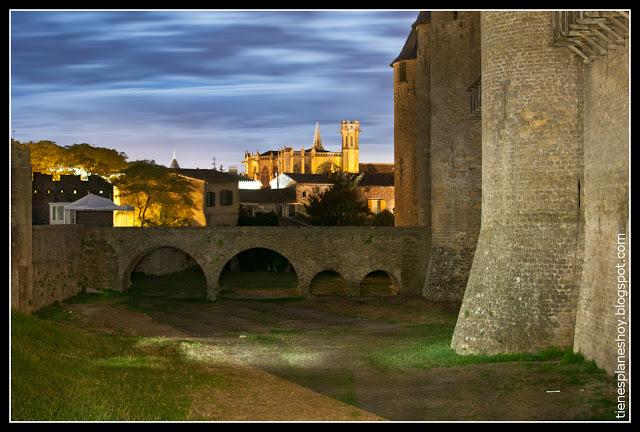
[392,11,481,301]
[391,11,432,228]
[11,141,33,313]
[451,12,585,354]
[340,120,360,173]
[422,11,482,302]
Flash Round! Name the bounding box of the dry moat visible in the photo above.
[12,269,617,421]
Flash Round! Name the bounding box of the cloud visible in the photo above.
[10,10,417,169]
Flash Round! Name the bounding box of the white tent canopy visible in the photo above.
[64,193,133,211]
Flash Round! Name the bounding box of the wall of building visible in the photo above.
[204,181,239,226]
[422,12,482,302]
[11,142,33,313]
[31,225,86,311]
[358,186,395,214]
[452,12,585,354]
[573,44,629,374]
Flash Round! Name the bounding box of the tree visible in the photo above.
[27,140,73,178]
[64,143,128,178]
[316,161,340,174]
[113,161,196,227]
[370,209,395,226]
[303,173,371,226]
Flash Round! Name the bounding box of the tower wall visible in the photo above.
[452,12,584,353]
[422,11,482,302]
[11,142,34,313]
[393,59,420,226]
[341,120,360,173]
[573,42,629,374]
[414,21,432,229]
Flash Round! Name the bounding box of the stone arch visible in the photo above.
[359,270,400,297]
[309,270,347,297]
[121,245,209,296]
[217,247,300,297]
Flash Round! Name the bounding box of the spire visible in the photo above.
[169,149,180,169]
[312,122,324,150]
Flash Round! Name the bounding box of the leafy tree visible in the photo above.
[26,140,73,178]
[113,161,195,227]
[316,161,340,175]
[64,143,128,178]
[303,173,371,226]
[369,209,395,226]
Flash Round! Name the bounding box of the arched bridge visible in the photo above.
[81,226,429,299]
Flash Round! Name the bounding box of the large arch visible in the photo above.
[217,247,300,297]
[122,245,209,297]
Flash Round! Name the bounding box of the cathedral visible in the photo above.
[242,120,360,187]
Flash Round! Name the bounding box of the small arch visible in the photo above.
[310,270,347,297]
[360,270,400,297]
[218,247,299,298]
[126,246,207,299]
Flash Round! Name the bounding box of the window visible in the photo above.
[51,205,65,222]
[206,191,216,207]
[220,190,233,206]
[453,11,458,20]
[398,62,407,83]
[368,199,387,215]
[302,191,307,198]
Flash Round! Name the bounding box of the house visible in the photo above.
[32,172,113,225]
[49,193,133,227]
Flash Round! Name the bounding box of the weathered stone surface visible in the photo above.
[11,143,33,313]
[23,226,429,307]
[451,12,585,354]
[573,42,629,374]
[31,225,86,310]
[422,12,482,302]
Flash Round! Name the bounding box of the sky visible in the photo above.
[10,10,417,171]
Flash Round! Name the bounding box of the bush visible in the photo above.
[369,210,394,226]
[237,211,278,226]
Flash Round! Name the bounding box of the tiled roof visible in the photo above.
[358,173,394,187]
[172,168,240,184]
[239,187,297,204]
[390,27,418,66]
[359,163,395,174]
[284,173,332,184]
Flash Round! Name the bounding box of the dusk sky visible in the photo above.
[10,10,418,171]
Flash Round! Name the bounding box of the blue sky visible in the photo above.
[11,10,417,170]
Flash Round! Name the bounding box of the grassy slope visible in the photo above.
[11,312,229,421]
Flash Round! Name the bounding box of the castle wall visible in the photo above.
[393,59,419,226]
[414,22,432,229]
[573,44,629,374]
[422,12,482,302]
[11,142,34,313]
[133,247,197,276]
[452,12,585,354]
[31,225,86,311]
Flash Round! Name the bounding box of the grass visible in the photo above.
[368,323,572,370]
[11,312,231,420]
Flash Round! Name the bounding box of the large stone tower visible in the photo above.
[391,12,431,228]
[451,12,585,354]
[340,120,360,173]
[422,11,482,301]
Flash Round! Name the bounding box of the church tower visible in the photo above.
[340,120,359,173]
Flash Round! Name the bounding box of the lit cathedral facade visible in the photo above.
[242,121,360,187]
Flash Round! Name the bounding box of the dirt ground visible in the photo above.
[60,277,618,421]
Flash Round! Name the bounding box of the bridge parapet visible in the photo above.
[80,226,429,300]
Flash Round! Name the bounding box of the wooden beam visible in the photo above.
[580,34,608,55]
[568,45,591,62]
[597,22,626,42]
